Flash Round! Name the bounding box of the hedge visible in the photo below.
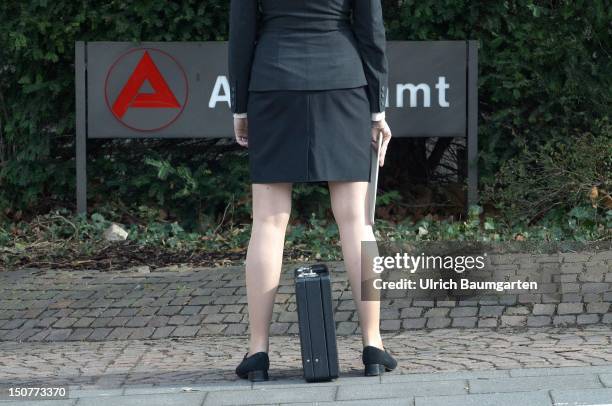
[0,0,610,227]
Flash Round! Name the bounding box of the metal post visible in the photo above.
[75,41,87,214]
[466,40,479,207]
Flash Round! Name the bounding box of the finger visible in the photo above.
[371,127,381,149]
[379,137,390,167]
[384,126,392,140]
[371,126,380,140]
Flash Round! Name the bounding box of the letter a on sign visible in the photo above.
[112,51,181,118]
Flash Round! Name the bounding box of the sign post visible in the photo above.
[75,40,479,214]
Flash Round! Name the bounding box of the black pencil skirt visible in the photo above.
[246,86,372,183]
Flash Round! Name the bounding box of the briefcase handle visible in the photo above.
[294,263,329,278]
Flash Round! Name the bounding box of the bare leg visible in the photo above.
[245,183,292,356]
[328,181,384,349]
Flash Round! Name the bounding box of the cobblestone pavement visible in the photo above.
[2,250,611,343]
[1,326,612,405]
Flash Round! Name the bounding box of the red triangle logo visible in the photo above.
[112,51,181,118]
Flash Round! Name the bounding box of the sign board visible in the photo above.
[75,41,478,211]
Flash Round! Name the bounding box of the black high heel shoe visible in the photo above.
[235,351,270,382]
[362,346,397,376]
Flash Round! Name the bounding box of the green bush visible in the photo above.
[483,117,611,238]
[0,0,610,235]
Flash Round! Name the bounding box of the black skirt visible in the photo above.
[246,86,372,183]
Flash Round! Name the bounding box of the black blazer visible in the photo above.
[228,0,389,115]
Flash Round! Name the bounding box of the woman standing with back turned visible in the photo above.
[228,0,396,381]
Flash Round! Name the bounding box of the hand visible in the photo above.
[234,117,248,147]
[371,118,392,167]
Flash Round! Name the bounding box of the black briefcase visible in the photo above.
[294,264,339,382]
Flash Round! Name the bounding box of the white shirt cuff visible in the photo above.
[233,113,248,118]
[371,111,385,121]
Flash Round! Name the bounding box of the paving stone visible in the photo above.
[106,317,130,328]
[117,308,139,317]
[151,326,175,339]
[518,293,541,303]
[478,306,504,317]
[224,323,247,335]
[469,374,602,393]
[478,296,499,305]
[337,300,356,310]
[197,324,226,335]
[204,313,226,323]
[147,316,170,327]
[180,306,203,316]
[602,313,612,324]
[415,390,552,406]
[551,388,612,406]
[400,307,423,318]
[336,322,358,335]
[72,317,95,328]
[214,296,239,305]
[0,325,27,339]
[125,316,152,328]
[561,292,582,302]
[504,306,530,315]
[27,329,52,342]
[500,315,526,327]
[527,316,552,327]
[541,293,561,303]
[44,329,72,341]
[553,315,577,326]
[380,308,400,319]
[221,304,244,313]
[334,311,353,321]
[15,328,42,341]
[498,295,518,306]
[427,317,451,329]
[583,293,603,303]
[478,318,497,328]
[156,306,182,316]
[532,304,556,316]
[451,317,477,328]
[171,326,199,337]
[557,303,584,314]
[577,314,600,325]
[336,380,467,401]
[450,307,477,317]
[223,314,243,324]
[412,300,434,307]
[287,323,299,334]
[100,308,121,318]
[129,327,155,340]
[509,366,612,377]
[402,318,426,329]
[88,328,113,341]
[80,393,206,405]
[66,328,94,341]
[1,319,26,329]
[380,319,401,331]
[423,308,449,318]
[199,305,222,315]
[205,386,336,405]
[168,315,189,325]
[106,327,137,340]
[581,282,609,294]
[277,311,298,323]
[458,299,479,306]
[269,322,290,335]
[561,263,583,273]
